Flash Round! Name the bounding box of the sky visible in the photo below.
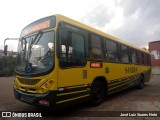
[0,0,160,51]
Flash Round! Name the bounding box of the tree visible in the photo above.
[0,56,17,76]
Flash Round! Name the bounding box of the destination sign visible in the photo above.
[21,16,56,37]
[24,20,50,35]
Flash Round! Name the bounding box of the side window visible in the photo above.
[105,39,118,62]
[59,29,86,67]
[143,53,147,65]
[131,49,137,64]
[137,51,143,65]
[121,45,129,63]
[89,34,103,60]
[147,54,151,65]
[60,29,68,58]
[71,33,85,60]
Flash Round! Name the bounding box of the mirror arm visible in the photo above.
[4,38,9,55]
[4,38,19,56]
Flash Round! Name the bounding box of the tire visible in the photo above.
[138,75,145,89]
[90,81,105,106]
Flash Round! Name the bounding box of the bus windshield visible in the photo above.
[16,31,54,76]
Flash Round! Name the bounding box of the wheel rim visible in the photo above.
[93,85,102,101]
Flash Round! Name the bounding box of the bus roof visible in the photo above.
[55,14,149,54]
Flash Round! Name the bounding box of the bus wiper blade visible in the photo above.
[28,31,43,60]
[30,31,43,49]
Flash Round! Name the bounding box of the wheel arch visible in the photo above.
[92,76,108,95]
[141,73,145,82]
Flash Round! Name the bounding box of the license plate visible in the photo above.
[21,95,34,103]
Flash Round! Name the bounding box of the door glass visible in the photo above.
[60,29,86,67]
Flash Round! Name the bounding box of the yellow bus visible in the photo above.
[11,14,151,110]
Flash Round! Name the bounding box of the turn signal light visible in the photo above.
[49,80,54,84]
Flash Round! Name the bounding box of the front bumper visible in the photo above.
[14,88,56,107]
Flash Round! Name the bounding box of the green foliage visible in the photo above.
[0,56,17,76]
[1,67,10,76]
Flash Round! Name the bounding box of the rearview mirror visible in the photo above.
[4,38,19,56]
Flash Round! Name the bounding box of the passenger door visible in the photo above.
[58,27,87,88]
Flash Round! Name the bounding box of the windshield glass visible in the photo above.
[16,31,54,75]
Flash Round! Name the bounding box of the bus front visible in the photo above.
[14,16,57,107]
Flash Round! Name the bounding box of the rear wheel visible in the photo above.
[138,75,145,89]
[90,81,105,106]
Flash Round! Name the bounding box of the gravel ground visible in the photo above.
[0,75,160,120]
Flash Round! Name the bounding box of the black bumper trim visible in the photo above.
[14,88,56,107]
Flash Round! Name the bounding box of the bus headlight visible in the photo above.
[45,83,48,88]
[38,79,54,93]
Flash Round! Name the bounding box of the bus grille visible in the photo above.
[17,78,41,85]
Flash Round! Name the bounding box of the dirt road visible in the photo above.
[0,75,160,119]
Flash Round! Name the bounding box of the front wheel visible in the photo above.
[90,81,105,106]
[137,75,145,89]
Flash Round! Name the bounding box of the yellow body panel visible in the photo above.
[57,61,151,89]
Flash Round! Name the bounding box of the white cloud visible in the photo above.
[105,7,124,31]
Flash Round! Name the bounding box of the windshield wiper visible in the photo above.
[28,31,43,59]
[30,31,43,49]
